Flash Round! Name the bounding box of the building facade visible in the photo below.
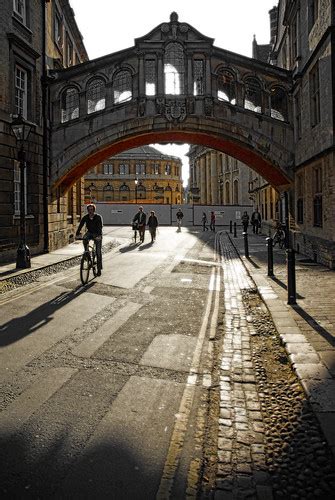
[188,145,253,207]
[84,146,183,205]
[0,0,88,263]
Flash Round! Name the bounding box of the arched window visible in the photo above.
[119,183,130,201]
[164,42,185,95]
[244,77,262,113]
[103,183,113,201]
[61,87,79,123]
[233,179,239,204]
[270,86,288,121]
[87,78,106,114]
[114,70,132,104]
[137,183,146,200]
[217,69,236,104]
[225,181,230,204]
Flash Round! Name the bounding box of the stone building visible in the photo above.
[255,0,335,265]
[84,146,183,205]
[188,145,253,206]
[0,0,88,262]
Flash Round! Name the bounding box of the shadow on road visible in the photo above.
[0,285,91,347]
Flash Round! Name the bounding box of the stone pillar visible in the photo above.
[138,54,145,96]
[211,151,219,205]
[157,52,164,95]
[206,152,211,205]
[200,156,206,204]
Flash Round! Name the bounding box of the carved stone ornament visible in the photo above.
[165,99,187,122]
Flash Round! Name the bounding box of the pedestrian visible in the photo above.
[202,212,208,231]
[210,211,216,231]
[132,206,147,242]
[251,208,262,234]
[76,203,103,276]
[241,211,250,233]
[176,208,184,231]
[147,210,158,243]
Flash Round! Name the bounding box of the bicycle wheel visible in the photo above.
[80,253,91,285]
[92,251,98,277]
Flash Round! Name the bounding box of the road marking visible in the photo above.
[156,266,221,498]
[72,301,141,358]
[0,367,76,439]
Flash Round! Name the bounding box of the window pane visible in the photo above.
[114,71,132,104]
[164,43,185,95]
[193,60,204,96]
[87,79,106,114]
[145,59,156,96]
[61,88,79,123]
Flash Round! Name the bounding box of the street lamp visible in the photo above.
[11,114,33,269]
[135,178,138,204]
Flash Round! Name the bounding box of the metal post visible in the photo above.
[287,248,297,304]
[266,237,274,277]
[243,231,249,258]
[233,222,237,238]
[16,150,31,269]
[230,220,232,233]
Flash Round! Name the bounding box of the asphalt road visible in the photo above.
[0,226,221,499]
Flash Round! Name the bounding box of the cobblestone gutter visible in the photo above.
[0,241,119,295]
[199,236,335,499]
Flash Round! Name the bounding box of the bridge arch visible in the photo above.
[49,12,294,194]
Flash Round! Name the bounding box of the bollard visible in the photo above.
[230,220,233,233]
[266,237,274,277]
[233,222,237,238]
[286,248,297,305]
[243,231,249,258]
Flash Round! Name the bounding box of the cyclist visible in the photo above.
[76,203,103,276]
[176,208,184,230]
[132,206,147,243]
[273,221,286,248]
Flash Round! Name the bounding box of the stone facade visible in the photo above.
[0,0,88,262]
[268,0,335,267]
[84,146,183,205]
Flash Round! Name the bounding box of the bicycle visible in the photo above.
[77,237,98,284]
[273,224,286,249]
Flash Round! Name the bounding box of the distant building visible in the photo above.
[187,146,252,207]
[84,146,183,205]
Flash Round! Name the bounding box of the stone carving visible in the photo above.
[165,99,187,122]
[187,98,195,114]
[204,97,213,116]
[138,98,146,117]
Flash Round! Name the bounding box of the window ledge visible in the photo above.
[13,214,34,220]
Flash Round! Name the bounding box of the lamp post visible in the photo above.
[11,114,33,269]
[135,178,138,204]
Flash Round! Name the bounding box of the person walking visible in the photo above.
[176,208,184,231]
[202,212,208,231]
[76,203,103,276]
[241,211,250,233]
[251,208,262,234]
[132,206,147,242]
[210,211,216,231]
[147,210,158,243]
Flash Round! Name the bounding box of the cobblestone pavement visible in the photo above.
[203,231,335,500]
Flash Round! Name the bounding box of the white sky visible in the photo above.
[69,0,277,184]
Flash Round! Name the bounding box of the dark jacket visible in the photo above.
[176,210,184,220]
[133,211,147,226]
[76,213,103,236]
[148,215,158,228]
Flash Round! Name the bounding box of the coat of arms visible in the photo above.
[165,99,187,122]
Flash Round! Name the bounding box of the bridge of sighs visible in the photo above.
[49,12,294,193]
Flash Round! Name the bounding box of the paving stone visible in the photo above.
[289,352,320,364]
[301,379,335,411]
[280,333,310,343]
[315,412,335,446]
[294,363,332,380]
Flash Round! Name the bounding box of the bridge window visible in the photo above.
[119,163,129,175]
[87,79,106,114]
[217,69,236,104]
[164,42,185,95]
[244,77,262,113]
[114,70,132,104]
[270,87,288,121]
[145,59,156,96]
[193,60,204,96]
[61,87,79,123]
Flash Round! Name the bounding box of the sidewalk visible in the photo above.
[228,229,335,457]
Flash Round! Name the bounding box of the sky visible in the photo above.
[69,0,277,184]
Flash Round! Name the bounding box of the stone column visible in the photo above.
[157,52,164,95]
[211,151,219,205]
[200,156,206,204]
[206,152,211,205]
[138,54,145,96]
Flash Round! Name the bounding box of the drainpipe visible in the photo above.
[41,0,49,253]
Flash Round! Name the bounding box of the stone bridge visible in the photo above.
[49,12,294,192]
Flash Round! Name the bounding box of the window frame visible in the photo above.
[13,0,27,25]
[14,65,28,118]
[309,62,320,127]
